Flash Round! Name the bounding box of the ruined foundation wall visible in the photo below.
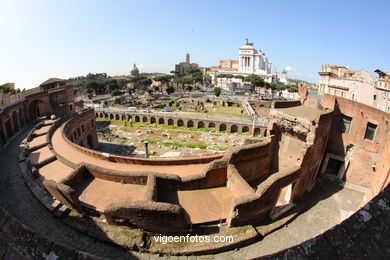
[322,94,390,195]
[104,201,189,234]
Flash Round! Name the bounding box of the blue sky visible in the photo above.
[1,0,389,89]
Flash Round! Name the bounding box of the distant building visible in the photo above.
[374,69,390,113]
[174,54,199,74]
[318,65,376,107]
[207,40,276,91]
[130,63,140,76]
[39,78,67,92]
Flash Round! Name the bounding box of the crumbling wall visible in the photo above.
[227,167,301,226]
[104,201,189,234]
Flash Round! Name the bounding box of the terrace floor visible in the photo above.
[77,177,146,212]
[160,186,234,224]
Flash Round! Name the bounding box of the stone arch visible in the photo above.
[0,125,6,145]
[242,126,250,133]
[150,117,156,124]
[23,104,29,123]
[198,121,205,128]
[18,107,25,127]
[115,114,120,120]
[254,127,260,136]
[177,119,184,127]
[219,124,227,131]
[104,113,108,119]
[135,116,140,122]
[264,129,267,137]
[259,104,265,108]
[3,114,13,139]
[168,119,174,125]
[142,116,147,123]
[208,122,216,129]
[95,113,99,118]
[127,115,133,121]
[29,99,46,120]
[87,134,94,148]
[110,114,114,120]
[231,125,238,133]
[12,111,20,133]
[187,120,194,128]
[159,118,165,124]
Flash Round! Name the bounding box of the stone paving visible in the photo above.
[0,125,373,259]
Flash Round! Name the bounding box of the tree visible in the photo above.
[153,75,173,94]
[129,76,152,91]
[166,86,175,95]
[244,75,265,88]
[213,87,221,97]
[112,90,123,96]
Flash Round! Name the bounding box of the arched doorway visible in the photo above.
[12,111,20,133]
[168,119,173,125]
[159,118,165,124]
[87,134,94,148]
[208,122,216,129]
[198,121,205,128]
[29,100,46,120]
[177,119,184,127]
[231,125,238,133]
[151,117,156,124]
[219,124,227,131]
[242,126,249,133]
[187,120,194,128]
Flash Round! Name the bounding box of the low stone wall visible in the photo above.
[227,140,273,182]
[273,100,301,109]
[228,167,301,226]
[227,164,255,196]
[104,201,189,234]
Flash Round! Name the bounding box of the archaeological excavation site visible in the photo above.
[0,80,389,259]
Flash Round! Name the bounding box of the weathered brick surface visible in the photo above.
[51,243,78,260]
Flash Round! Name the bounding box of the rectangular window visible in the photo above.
[340,114,352,133]
[364,122,377,141]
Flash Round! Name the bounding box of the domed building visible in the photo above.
[130,63,139,76]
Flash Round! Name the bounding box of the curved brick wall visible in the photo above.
[62,109,224,165]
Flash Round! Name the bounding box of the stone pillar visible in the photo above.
[144,141,149,158]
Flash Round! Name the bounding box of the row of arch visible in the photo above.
[95,112,264,135]
[0,99,47,146]
[69,118,96,148]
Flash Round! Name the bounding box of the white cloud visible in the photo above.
[284,66,294,72]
